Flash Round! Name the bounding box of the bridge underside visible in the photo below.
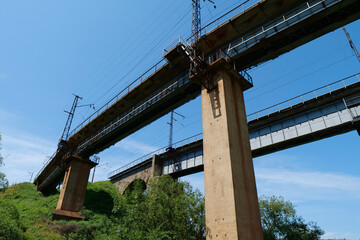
[110,80,360,184]
[35,0,360,196]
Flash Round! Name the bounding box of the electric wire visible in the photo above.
[246,43,351,95]
[246,55,355,102]
[84,2,188,95]
[73,0,174,97]
[91,7,192,108]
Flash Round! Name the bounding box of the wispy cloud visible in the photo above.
[0,109,18,122]
[4,134,53,155]
[255,167,360,201]
[1,131,55,184]
[257,168,360,191]
[322,231,358,239]
[115,138,159,155]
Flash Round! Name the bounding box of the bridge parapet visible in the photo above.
[108,133,203,178]
[109,155,162,194]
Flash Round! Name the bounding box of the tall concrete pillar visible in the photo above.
[52,156,96,220]
[201,59,263,239]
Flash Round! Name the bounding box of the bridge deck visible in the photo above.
[73,0,360,158]
[35,0,360,191]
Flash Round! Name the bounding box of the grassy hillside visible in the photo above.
[0,177,205,240]
[0,181,124,240]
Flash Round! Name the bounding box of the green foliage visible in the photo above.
[0,200,27,239]
[0,178,205,239]
[259,196,324,240]
[116,176,205,240]
[0,182,62,239]
[0,176,323,240]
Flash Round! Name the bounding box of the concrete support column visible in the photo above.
[52,156,96,220]
[201,60,263,239]
[152,154,162,177]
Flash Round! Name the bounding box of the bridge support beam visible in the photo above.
[52,156,96,220]
[201,59,262,239]
[152,154,162,177]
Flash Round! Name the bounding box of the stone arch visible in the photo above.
[110,155,162,195]
[123,178,147,195]
[113,166,153,195]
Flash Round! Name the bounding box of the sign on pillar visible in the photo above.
[200,59,263,239]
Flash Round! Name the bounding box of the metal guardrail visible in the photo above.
[34,148,101,183]
[37,0,351,182]
[247,73,360,121]
[71,0,338,139]
[69,58,167,137]
[205,48,253,85]
[36,73,360,183]
[108,133,203,178]
[108,73,360,177]
[77,71,190,152]
[227,0,338,57]
[34,151,57,181]
[163,36,186,56]
[73,0,267,140]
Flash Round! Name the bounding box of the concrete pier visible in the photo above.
[201,60,263,239]
[52,156,96,220]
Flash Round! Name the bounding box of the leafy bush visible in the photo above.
[115,176,205,240]
[0,178,323,240]
[0,200,26,239]
[259,195,324,240]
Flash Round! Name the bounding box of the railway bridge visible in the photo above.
[33,0,360,238]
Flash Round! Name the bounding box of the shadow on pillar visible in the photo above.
[52,156,97,221]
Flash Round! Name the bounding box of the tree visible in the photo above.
[0,134,9,191]
[116,176,206,240]
[259,195,324,240]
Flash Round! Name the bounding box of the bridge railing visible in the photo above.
[34,151,57,182]
[107,73,360,178]
[69,57,167,138]
[108,133,203,178]
[227,0,338,58]
[77,71,190,153]
[71,0,338,139]
[34,148,101,183]
[163,36,186,56]
[207,49,254,85]
[73,0,264,139]
[247,73,360,121]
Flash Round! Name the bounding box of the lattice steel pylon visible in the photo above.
[342,26,360,63]
[191,0,201,44]
[168,111,174,150]
[59,94,82,143]
[189,0,216,90]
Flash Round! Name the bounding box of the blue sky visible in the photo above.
[0,1,360,239]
